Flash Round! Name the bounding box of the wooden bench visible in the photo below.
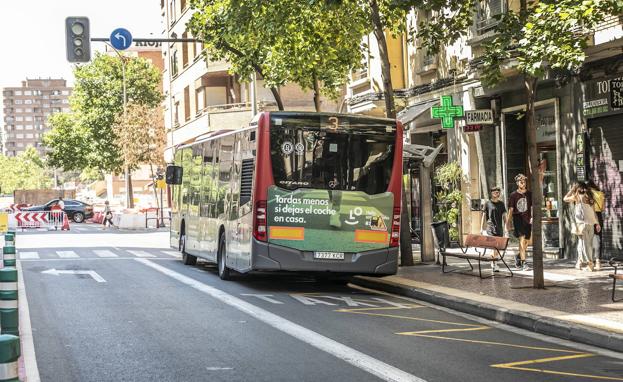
[438,234,513,279]
[608,257,623,302]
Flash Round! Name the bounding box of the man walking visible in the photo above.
[481,186,507,272]
[506,174,532,271]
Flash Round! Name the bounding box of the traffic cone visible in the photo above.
[61,213,70,231]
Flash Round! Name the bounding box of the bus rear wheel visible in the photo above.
[217,233,231,280]
[180,234,197,266]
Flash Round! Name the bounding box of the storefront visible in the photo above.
[500,99,562,249]
[583,75,623,259]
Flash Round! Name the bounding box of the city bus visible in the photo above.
[166,111,403,280]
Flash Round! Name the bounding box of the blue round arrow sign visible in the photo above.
[110,28,133,50]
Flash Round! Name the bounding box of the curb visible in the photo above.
[351,276,623,353]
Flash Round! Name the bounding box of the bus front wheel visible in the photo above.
[180,234,197,266]
[217,233,231,280]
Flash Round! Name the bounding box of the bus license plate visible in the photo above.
[314,252,345,260]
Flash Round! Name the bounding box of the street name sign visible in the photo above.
[110,28,133,50]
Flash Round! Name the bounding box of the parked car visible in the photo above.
[22,199,94,223]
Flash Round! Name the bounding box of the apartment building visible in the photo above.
[2,78,71,157]
[346,2,623,260]
[160,0,340,162]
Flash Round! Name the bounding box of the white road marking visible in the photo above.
[127,250,156,258]
[161,250,181,258]
[93,250,118,258]
[206,367,233,371]
[241,294,284,304]
[17,261,41,382]
[321,296,378,307]
[290,295,337,306]
[19,252,40,260]
[56,251,79,258]
[41,268,106,283]
[137,259,426,382]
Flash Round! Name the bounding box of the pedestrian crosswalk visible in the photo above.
[14,249,182,260]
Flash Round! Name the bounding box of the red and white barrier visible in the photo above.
[14,211,66,230]
[3,203,30,213]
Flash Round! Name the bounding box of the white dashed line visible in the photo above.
[93,250,118,258]
[56,251,79,258]
[19,252,40,260]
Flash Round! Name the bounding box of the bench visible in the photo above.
[432,230,512,278]
[609,257,623,302]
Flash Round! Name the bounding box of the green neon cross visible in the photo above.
[431,95,464,129]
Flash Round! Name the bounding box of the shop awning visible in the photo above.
[397,99,440,126]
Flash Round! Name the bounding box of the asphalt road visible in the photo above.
[17,225,623,382]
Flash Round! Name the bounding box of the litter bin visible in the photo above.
[431,221,449,250]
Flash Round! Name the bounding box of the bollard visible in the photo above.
[0,268,18,336]
[0,335,19,381]
[1,247,15,268]
[3,234,14,247]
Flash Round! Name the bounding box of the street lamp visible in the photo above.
[104,42,132,209]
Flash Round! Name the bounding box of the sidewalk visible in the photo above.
[351,256,623,353]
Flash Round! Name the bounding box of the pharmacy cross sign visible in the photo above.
[431,95,464,129]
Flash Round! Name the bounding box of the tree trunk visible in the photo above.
[127,171,135,209]
[370,0,396,119]
[524,76,545,289]
[268,85,285,111]
[313,73,321,112]
[369,0,411,266]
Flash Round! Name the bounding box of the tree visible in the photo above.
[187,0,368,110]
[112,103,167,210]
[45,53,162,174]
[419,0,623,288]
[0,148,53,193]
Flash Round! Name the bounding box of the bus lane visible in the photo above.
[159,259,623,382]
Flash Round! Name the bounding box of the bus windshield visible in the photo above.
[270,115,396,195]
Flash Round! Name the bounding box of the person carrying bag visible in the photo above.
[564,182,600,271]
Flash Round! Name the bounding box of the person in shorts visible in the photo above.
[481,186,507,272]
[506,174,532,271]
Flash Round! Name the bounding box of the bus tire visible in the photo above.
[180,234,197,266]
[217,233,231,280]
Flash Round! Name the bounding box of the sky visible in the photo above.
[0,0,162,89]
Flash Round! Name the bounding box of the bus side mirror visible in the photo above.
[165,165,183,185]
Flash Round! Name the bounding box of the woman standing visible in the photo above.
[564,182,601,271]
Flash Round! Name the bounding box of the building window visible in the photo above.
[15,91,22,96]
[195,86,205,113]
[174,100,180,127]
[182,32,189,68]
[171,49,179,77]
[476,0,506,35]
[183,86,191,122]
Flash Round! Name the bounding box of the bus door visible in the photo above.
[217,134,235,269]
[186,144,204,253]
[199,141,217,261]
[236,130,255,272]
[206,140,221,259]
[228,134,243,269]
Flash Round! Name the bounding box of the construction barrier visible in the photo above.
[13,211,66,230]
[0,268,18,336]
[3,234,14,247]
[1,246,15,268]
[0,335,19,381]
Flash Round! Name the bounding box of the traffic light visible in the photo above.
[65,17,91,63]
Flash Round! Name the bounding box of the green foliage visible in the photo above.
[187,0,372,101]
[433,162,463,241]
[0,147,53,194]
[45,53,162,174]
